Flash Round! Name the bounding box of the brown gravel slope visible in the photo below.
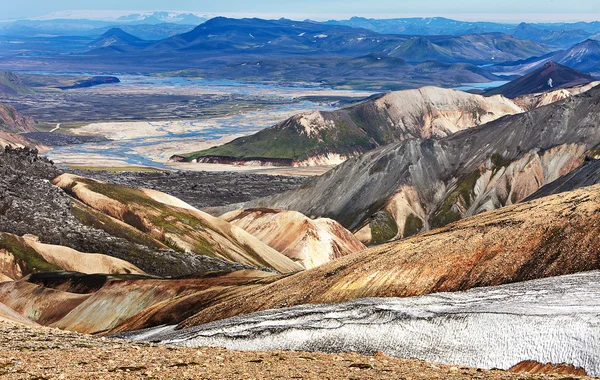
[181,183,600,327]
[0,322,593,380]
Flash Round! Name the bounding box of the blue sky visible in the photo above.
[4,0,600,22]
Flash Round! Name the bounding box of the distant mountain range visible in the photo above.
[87,18,549,65]
[1,16,598,90]
[0,11,206,39]
[325,17,600,48]
[492,39,600,76]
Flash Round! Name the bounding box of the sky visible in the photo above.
[3,0,600,22]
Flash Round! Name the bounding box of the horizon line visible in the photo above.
[6,10,600,24]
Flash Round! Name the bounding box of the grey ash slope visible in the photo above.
[121,270,600,376]
[237,86,600,240]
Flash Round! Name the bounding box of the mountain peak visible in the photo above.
[485,61,595,98]
[99,28,142,41]
[90,28,145,49]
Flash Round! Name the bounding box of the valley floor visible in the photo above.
[0,322,589,380]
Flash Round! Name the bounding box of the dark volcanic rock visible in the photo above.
[21,132,110,146]
[66,169,309,209]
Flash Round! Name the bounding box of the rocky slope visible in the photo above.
[0,102,47,151]
[53,174,303,274]
[0,232,143,281]
[122,271,600,376]
[0,103,35,133]
[0,146,260,277]
[177,183,600,326]
[221,208,366,269]
[484,61,596,98]
[237,86,600,242]
[179,87,524,166]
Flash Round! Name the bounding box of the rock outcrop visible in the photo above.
[0,301,40,326]
[0,102,45,150]
[0,103,35,133]
[509,360,588,376]
[221,208,366,269]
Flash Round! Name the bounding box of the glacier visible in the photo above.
[119,271,600,375]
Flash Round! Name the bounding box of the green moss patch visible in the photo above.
[403,214,424,238]
[370,211,399,244]
[0,234,60,273]
[430,170,481,229]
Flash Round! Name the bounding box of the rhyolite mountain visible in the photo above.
[525,158,600,201]
[0,232,143,282]
[52,174,303,274]
[484,61,596,98]
[176,86,524,166]
[0,103,35,133]
[221,208,366,269]
[231,86,600,243]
